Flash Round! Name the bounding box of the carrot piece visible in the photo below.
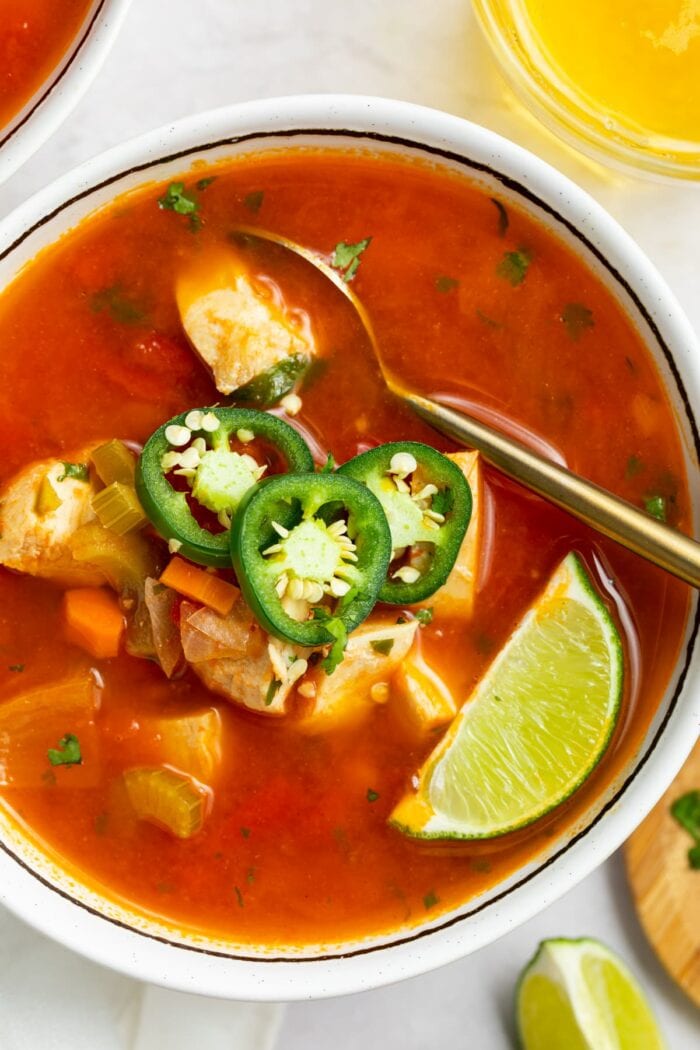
[159,557,239,617]
[62,587,125,659]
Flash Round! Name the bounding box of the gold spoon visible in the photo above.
[232,226,700,589]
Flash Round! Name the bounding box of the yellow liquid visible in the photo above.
[515,0,700,144]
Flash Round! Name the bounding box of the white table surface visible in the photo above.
[1,1,699,1046]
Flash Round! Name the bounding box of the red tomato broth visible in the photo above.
[0,150,690,946]
[0,0,93,132]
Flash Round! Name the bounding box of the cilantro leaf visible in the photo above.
[90,285,145,325]
[415,608,433,626]
[195,176,216,191]
[496,247,532,287]
[366,788,380,803]
[158,182,201,229]
[47,733,82,767]
[490,198,509,237]
[331,237,372,282]
[243,190,265,214]
[322,617,348,674]
[671,790,700,869]
[423,890,439,910]
[625,455,643,479]
[435,275,459,293]
[58,462,89,483]
[644,494,666,521]
[561,302,594,341]
[371,638,394,656]
[476,308,503,329]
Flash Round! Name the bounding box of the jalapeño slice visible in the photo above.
[136,407,313,567]
[230,473,391,650]
[338,441,471,604]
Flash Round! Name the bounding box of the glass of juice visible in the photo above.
[473,0,700,178]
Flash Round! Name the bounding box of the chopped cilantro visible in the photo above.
[47,733,82,767]
[265,679,282,706]
[234,885,244,907]
[435,275,459,293]
[415,608,433,626]
[91,284,146,325]
[671,790,700,869]
[322,616,348,674]
[470,857,492,874]
[431,488,454,516]
[371,638,394,656]
[423,890,439,910]
[195,176,216,191]
[561,302,594,341]
[496,247,532,287]
[644,494,666,521]
[366,788,380,803]
[240,827,251,838]
[158,181,201,229]
[490,198,509,237]
[243,190,265,214]
[246,867,256,884]
[625,455,643,479]
[58,462,89,483]
[331,237,372,282]
[8,664,24,673]
[476,308,503,329]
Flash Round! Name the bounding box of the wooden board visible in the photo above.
[625,741,700,1007]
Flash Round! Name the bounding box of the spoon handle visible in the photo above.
[402,389,700,589]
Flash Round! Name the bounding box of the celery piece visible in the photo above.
[124,766,209,838]
[91,439,136,486]
[69,521,163,595]
[92,482,147,535]
[34,474,62,515]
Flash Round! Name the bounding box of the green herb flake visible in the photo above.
[475,308,503,329]
[195,176,217,191]
[240,827,251,839]
[625,455,643,479]
[47,733,82,767]
[367,788,380,803]
[561,302,594,341]
[431,488,454,516]
[41,770,56,787]
[496,247,532,287]
[158,181,201,230]
[415,608,434,626]
[91,285,146,326]
[423,890,439,910]
[322,617,348,675]
[331,237,372,282]
[234,885,244,908]
[371,638,395,656]
[671,790,700,868]
[470,857,492,874]
[644,494,666,521]
[8,664,24,673]
[435,275,459,293]
[246,866,256,884]
[243,189,265,214]
[490,197,509,237]
[58,462,89,483]
[265,679,282,706]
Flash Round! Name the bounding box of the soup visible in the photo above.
[0,0,93,132]
[0,150,690,947]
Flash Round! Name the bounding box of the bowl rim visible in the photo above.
[0,93,698,1000]
[0,0,134,187]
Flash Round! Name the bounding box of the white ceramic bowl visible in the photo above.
[0,95,698,1001]
[0,0,133,185]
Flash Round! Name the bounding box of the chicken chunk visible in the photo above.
[0,456,104,586]
[395,650,456,732]
[176,251,315,395]
[428,451,483,619]
[180,600,308,715]
[299,618,418,733]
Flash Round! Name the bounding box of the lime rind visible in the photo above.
[390,553,623,840]
[516,938,667,1050]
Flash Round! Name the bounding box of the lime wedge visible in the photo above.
[390,553,622,839]
[516,938,666,1050]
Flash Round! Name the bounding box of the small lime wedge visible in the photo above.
[516,938,666,1050]
[390,553,622,839]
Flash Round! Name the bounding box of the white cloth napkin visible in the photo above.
[0,905,284,1050]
